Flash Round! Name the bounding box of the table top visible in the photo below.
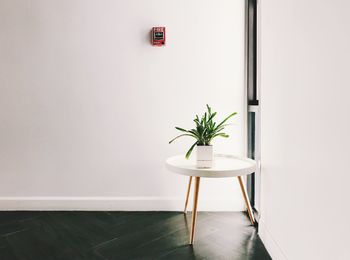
[166,154,257,178]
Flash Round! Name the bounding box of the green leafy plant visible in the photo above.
[169,105,237,159]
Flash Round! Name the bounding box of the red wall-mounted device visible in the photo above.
[151,27,166,46]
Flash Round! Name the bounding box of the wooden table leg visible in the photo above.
[237,176,255,225]
[184,176,193,213]
[190,177,200,245]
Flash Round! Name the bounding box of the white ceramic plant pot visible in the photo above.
[196,145,213,168]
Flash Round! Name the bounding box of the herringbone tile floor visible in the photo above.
[0,211,271,259]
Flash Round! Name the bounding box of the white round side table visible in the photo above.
[166,154,257,245]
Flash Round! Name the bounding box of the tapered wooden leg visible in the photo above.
[190,177,200,245]
[184,176,193,213]
[237,176,255,225]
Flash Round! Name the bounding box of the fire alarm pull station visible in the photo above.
[151,27,166,46]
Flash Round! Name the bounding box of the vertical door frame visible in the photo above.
[246,0,261,222]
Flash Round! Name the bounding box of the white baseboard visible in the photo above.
[259,220,288,260]
[0,197,244,211]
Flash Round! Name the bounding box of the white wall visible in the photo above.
[0,0,246,210]
[259,0,350,259]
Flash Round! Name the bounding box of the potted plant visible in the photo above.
[169,105,237,168]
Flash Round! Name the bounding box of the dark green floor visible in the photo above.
[0,211,271,260]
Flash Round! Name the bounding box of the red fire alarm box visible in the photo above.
[151,27,166,46]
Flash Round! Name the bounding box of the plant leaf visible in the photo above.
[215,112,237,130]
[175,127,189,133]
[208,133,229,143]
[169,134,195,144]
[208,112,217,122]
[215,133,229,138]
[185,142,198,159]
[206,104,211,115]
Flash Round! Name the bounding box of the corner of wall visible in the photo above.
[258,219,288,260]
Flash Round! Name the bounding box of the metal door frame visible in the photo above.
[245,0,260,222]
